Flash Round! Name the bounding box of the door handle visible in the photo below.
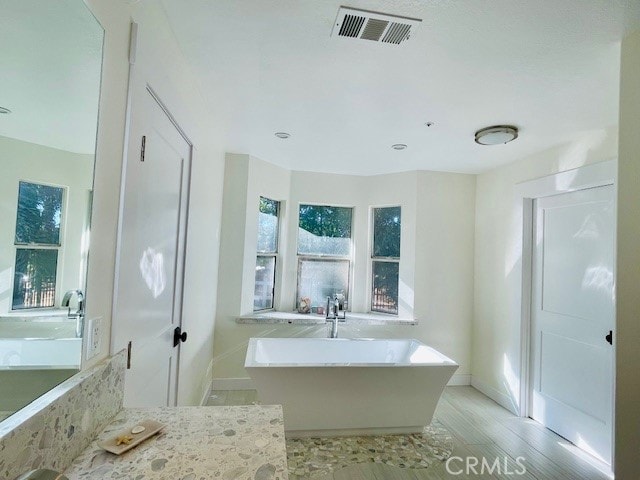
[173,326,188,347]
[605,330,613,345]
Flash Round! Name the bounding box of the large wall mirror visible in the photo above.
[0,0,103,422]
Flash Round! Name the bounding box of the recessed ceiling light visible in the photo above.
[274,132,290,139]
[392,144,407,150]
[0,106,11,114]
[475,125,518,145]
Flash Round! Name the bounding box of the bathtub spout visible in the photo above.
[62,290,85,338]
[325,295,346,338]
[328,317,339,338]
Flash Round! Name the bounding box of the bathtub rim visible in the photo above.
[0,337,82,369]
[244,337,458,368]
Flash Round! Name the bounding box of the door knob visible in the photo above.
[605,330,613,345]
[173,326,188,347]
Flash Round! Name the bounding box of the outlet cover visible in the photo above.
[86,317,102,360]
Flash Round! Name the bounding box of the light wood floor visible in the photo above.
[206,386,611,479]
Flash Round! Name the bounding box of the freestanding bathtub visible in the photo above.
[245,337,458,437]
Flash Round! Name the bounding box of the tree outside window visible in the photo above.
[13,182,64,309]
[297,205,352,309]
[371,206,401,314]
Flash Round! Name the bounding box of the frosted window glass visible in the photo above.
[257,197,279,253]
[297,259,349,307]
[254,256,276,310]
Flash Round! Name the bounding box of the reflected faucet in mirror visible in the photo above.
[62,290,84,338]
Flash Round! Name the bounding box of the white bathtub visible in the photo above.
[0,320,81,368]
[245,337,458,437]
[0,319,81,418]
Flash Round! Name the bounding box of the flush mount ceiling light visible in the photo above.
[474,125,518,145]
[274,132,290,139]
[392,144,407,150]
[0,106,11,114]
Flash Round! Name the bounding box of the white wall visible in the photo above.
[213,155,476,383]
[472,126,618,410]
[0,136,93,314]
[73,0,224,406]
[415,171,476,384]
[614,28,640,479]
[213,154,292,381]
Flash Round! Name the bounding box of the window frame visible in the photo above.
[370,205,401,315]
[295,203,354,310]
[253,196,280,312]
[12,180,66,311]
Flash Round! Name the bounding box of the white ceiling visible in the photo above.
[0,0,103,154]
[160,0,640,175]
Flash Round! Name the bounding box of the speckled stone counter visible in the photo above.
[63,405,288,480]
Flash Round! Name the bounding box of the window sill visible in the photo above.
[1,308,68,320]
[236,311,417,326]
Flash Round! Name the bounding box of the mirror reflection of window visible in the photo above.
[13,182,65,310]
[0,0,103,424]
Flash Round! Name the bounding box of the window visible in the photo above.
[254,197,279,311]
[297,204,352,309]
[371,206,401,314]
[12,181,64,309]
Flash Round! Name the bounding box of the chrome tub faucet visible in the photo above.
[325,294,346,338]
[62,289,84,338]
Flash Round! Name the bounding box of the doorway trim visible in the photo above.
[111,80,193,407]
[514,158,617,456]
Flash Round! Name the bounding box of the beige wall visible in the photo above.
[614,28,640,478]
[213,154,476,382]
[0,136,93,314]
[76,0,224,405]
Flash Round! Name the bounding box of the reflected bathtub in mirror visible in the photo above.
[0,0,103,422]
[0,316,81,422]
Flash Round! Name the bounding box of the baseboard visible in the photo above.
[212,377,256,391]
[471,376,519,415]
[199,359,215,405]
[447,373,471,386]
[213,373,470,391]
[286,425,424,439]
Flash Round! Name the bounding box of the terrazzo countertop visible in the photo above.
[63,405,288,480]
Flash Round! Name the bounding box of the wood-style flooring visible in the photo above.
[206,386,611,479]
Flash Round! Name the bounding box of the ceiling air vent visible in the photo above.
[332,7,421,45]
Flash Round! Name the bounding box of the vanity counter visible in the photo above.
[63,405,288,479]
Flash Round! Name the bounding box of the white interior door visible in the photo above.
[113,86,191,407]
[531,185,615,464]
